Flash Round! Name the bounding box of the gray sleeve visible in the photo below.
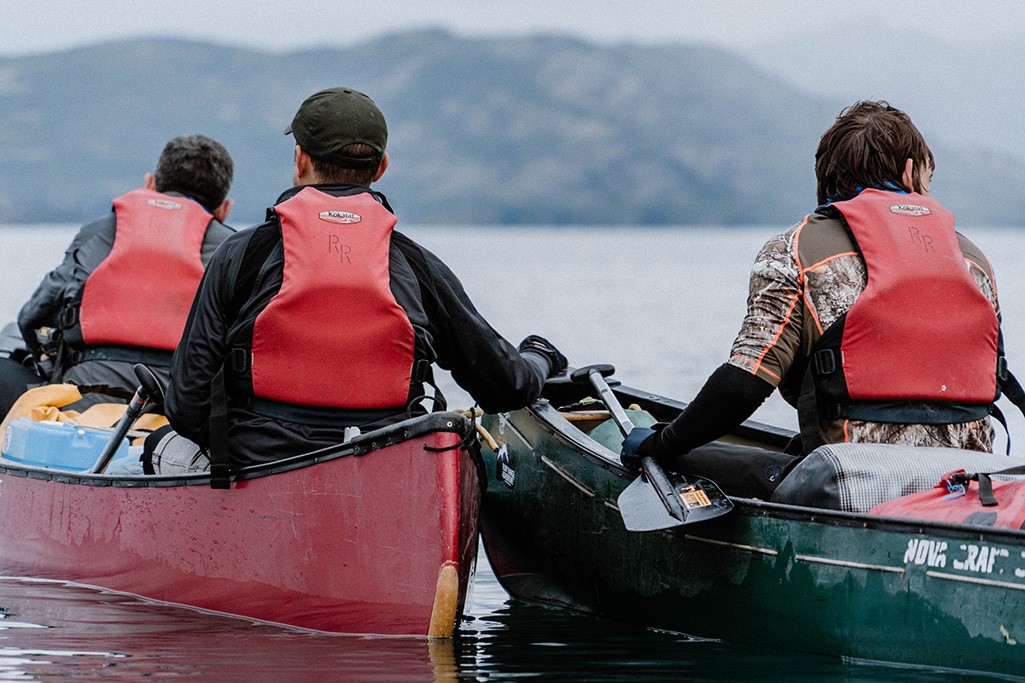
[200,219,236,265]
[17,213,115,351]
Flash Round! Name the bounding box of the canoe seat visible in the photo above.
[770,443,1025,512]
[560,409,611,423]
[575,409,657,453]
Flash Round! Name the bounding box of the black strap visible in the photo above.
[407,360,447,415]
[999,367,1025,417]
[952,464,1025,507]
[209,365,231,489]
[977,473,999,507]
[250,397,406,428]
[991,365,1025,456]
[991,403,1012,455]
[53,343,173,382]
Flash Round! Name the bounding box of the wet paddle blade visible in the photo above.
[618,473,734,532]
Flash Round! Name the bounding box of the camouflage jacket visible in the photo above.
[726,209,999,451]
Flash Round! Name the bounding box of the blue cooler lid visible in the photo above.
[1,418,128,472]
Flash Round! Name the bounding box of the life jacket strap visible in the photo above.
[208,364,232,490]
[249,397,408,428]
[407,359,448,414]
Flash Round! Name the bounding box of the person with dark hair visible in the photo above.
[149,87,565,473]
[622,101,1007,490]
[0,135,235,415]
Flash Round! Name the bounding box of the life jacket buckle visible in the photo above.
[998,356,1009,382]
[411,358,431,383]
[59,305,79,328]
[210,461,232,490]
[230,348,250,373]
[813,349,837,376]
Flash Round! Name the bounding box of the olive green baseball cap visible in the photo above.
[284,87,387,169]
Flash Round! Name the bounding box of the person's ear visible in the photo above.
[213,198,233,223]
[293,145,313,185]
[373,152,389,182]
[144,172,157,190]
[901,158,915,193]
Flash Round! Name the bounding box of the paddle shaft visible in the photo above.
[90,364,164,474]
[89,389,147,474]
[578,367,689,523]
[586,369,635,436]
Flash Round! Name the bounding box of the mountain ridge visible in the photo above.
[1,31,1021,226]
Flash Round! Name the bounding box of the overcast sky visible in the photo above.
[2,1,1023,56]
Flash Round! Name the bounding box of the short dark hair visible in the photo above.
[815,101,934,205]
[153,135,234,212]
[308,143,381,186]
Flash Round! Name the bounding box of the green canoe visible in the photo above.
[479,372,1025,677]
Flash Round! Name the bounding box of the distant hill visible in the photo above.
[0,30,1022,226]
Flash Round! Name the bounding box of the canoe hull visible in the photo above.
[481,400,1025,675]
[0,413,482,636]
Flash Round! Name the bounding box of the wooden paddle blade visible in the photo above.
[618,473,734,532]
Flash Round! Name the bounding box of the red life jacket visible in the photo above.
[809,190,1000,423]
[79,189,211,351]
[249,188,415,409]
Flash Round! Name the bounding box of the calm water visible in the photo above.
[3,223,1025,681]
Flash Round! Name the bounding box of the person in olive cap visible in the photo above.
[149,87,566,473]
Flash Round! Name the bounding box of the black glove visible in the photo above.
[620,423,668,472]
[518,334,568,376]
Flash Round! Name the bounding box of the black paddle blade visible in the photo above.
[618,472,734,532]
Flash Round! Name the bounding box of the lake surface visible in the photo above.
[3,223,1025,681]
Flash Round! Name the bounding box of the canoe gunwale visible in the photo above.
[0,411,475,488]
[484,379,1025,674]
[524,391,1025,543]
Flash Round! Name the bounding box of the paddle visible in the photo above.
[570,364,733,531]
[90,363,165,474]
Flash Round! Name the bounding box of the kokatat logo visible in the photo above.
[319,211,362,224]
[147,199,183,210]
[889,204,931,217]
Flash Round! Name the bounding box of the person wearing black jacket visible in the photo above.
[153,87,565,472]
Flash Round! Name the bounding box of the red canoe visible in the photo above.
[0,412,482,637]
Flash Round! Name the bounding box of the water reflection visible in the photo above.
[0,577,460,682]
[0,570,1021,682]
[459,596,1025,683]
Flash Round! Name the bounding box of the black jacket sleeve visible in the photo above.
[393,233,548,413]
[651,363,775,457]
[165,229,253,447]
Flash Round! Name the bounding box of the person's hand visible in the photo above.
[518,334,568,376]
[620,426,657,472]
